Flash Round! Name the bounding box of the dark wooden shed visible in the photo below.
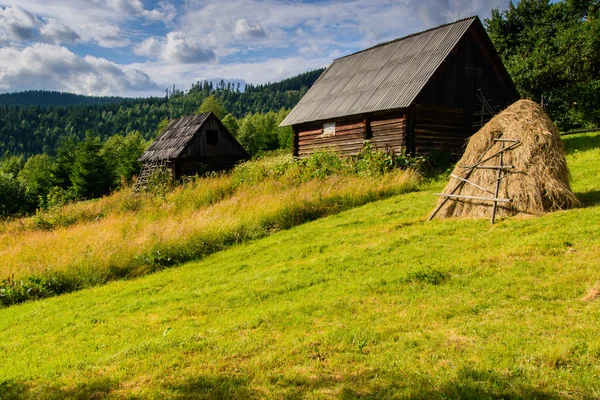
[280,16,519,157]
[138,112,249,179]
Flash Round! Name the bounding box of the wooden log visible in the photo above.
[434,193,512,203]
[371,119,405,128]
[299,135,365,147]
[372,129,405,137]
[299,128,323,137]
[335,122,365,131]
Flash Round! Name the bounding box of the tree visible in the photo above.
[102,131,147,186]
[0,154,25,177]
[196,95,226,119]
[276,109,293,149]
[18,154,57,199]
[55,135,78,188]
[486,0,600,128]
[222,113,239,137]
[70,131,111,199]
[0,172,33,216]
[237,116,262,155]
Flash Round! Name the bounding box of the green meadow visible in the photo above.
[0,132,599,399]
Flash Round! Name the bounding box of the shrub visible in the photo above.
[0,173,34,217]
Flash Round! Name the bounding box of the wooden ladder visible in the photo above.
[133,160,166,193]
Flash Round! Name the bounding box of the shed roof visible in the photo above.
[139,112,212,162]
[280,16,478,127]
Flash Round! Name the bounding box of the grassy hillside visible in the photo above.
[0,132,598,399]
[0,154,420,306]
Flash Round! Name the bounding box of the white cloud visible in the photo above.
[140,1,177,23]
[415,0,509,27]
[0,5,40,42]
[82,23,129,48]
[134,37,163,57]
[0,44,158,95]
[39,18,80,43]
[0,0,514,96]
[105,0,143,14]
[233,18,268,39]
[134,32,217,64]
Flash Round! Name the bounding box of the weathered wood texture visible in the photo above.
[141,113,249,179]
[413,104,473,154]
[289,19,519,157]
[294,110,408,157]
[415,21,518,111]
[178,115,247,159]
[369,115,406,154]
[297,120,367,157]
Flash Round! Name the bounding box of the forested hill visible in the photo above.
[0,68,324,157]
[0,91,131,107]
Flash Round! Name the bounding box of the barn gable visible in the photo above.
[281,16,519,157]
[138,112,248,179]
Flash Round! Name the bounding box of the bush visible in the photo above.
[146,167,175,198]
[0,173,34,217]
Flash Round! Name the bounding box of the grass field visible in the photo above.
[0,132,599,399]
[0,154,419,306]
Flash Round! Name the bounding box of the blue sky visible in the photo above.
[0,0,511,97]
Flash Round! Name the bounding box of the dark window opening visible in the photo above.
[206,129,219,145]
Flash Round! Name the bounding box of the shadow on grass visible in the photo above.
[166,369,584,399]
[162,375,259,399]
[563,132,600,154]
[0,378,121,400]
[576,190,600,207]
[1,368,585,399]
[277,367,573,400]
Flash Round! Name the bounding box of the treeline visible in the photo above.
[486,0,600,129]
[0,94,296,217]
[0,69,323,157]
[0,131,147,216]
[0,90,131,107]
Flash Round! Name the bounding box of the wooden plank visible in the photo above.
[372,124,405,132]
[302,141,366,152]
[335,122,365,131]
[372,128,404,137]
[371,118,405,128]
[299,134,365,146]
[299,128,323,137]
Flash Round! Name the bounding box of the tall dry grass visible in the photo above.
[0,154,420,305]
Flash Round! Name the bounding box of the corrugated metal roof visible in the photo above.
[280,17,477,126]
[138,112,211,162]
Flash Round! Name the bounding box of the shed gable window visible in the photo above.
[322,122,336,137]
[206,129,219,145]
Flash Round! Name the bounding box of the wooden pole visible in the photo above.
[427,141,497,221]
[491,140,505,224]
[428,139,520,222]
[450,174,494,195]
[434,194,512,203]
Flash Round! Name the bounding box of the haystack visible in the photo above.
[429,100,578,220]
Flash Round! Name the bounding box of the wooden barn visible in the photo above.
[138,112,249,180]
[280,16,519,157]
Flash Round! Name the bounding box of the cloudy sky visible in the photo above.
[0,0,510,97]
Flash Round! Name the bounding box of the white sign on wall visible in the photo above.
[323,122,336,136]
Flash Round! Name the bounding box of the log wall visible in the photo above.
[369,116,406,154]
[413,104,473,154]
[297,120,367,157]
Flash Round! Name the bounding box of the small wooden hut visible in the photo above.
[138,112,248,179]
[280,16,519,157]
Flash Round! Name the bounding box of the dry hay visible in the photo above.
[431,100,578,220]
[583,287,600,302]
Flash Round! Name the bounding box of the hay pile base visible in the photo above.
[430,100,578,220]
